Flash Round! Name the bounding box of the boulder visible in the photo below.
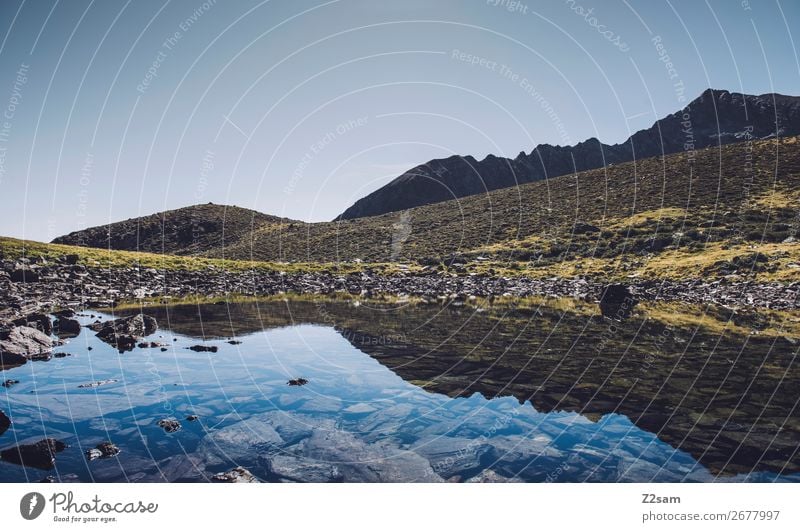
[210,466,260,483]
[12,313,52,335]
[157,419,181,433]
[599,284,638,320]
[1,438,67,470]
[9,267,39,283]
[187,345,218,352]
[54,317,81,337]
[86,442,120,460]
[0,326,54,364]
[0,410,10,436]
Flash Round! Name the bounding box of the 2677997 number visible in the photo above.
[729,510,780,521]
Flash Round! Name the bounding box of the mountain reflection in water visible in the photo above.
[0,298,797,482]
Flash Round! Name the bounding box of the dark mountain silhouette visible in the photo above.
[336,89,800,220]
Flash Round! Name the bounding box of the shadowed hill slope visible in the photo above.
[53,203,296,256]
[336,89,800,220]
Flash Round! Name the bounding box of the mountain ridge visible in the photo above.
[51,134,800,275]
[335,89,800,220]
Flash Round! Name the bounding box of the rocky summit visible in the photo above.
[336,89,800,219]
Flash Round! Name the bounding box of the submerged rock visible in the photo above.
[599,284,638,320]
[77,379,118,389]
[210,466,260,483]
[293,429,443,482]
[264,454,343,483]
[465,469,522,483]
[0,438,67,470]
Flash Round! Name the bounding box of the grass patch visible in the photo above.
[0,236,418,276]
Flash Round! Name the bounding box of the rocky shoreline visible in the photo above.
[1,256,798,324]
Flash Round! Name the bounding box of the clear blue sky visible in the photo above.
[0,0,798,241]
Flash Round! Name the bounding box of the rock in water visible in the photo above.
[85,448,103,461]
[0,326,54,365]
[157,419,181,433]
[1,438,67,470]
[599,284,637,320]
[187,345,218,352]
[92,314,157,352]
[77,379,118,389]
[210,466,260,483]
[0,410,10,436]
[54,317,81,337]
[86,442,120,460]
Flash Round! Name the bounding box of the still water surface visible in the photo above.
[1,300,798,482]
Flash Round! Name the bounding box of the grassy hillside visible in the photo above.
[214,136,800,278]
[0,236,406,276]
[53,203,295,256]
[44,136,800,282]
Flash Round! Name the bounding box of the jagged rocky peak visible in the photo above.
[336,89,800,220]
